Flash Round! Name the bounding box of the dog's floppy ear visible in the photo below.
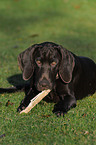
[18,44,37,80]
[57,45,75,83]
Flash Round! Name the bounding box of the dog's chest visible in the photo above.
[55,79,68,95]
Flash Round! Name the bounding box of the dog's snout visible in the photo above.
[39,78,49,89]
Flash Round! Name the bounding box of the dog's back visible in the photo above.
[74,56,96,99]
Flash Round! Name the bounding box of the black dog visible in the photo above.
[1,42,96,116]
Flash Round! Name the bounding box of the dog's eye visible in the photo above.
[36,60,42,66]
[51,61,57,66]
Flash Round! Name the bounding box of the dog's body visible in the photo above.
[1,42,96,116]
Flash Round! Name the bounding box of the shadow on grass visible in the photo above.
[7,74,26,86]
[7,74,30,94]
[0,74,30,95]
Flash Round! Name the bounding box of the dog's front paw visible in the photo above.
[53,110,66,117]
[52,102,67,117]
[17,101,27,112]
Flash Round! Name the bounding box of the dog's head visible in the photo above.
[18,42,75,91]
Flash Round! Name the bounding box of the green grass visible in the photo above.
[0,0,96,144]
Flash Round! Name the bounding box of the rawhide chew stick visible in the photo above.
[20,89,51,114]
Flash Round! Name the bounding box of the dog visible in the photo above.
[0,42,96,116]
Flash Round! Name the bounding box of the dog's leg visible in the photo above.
[53,95,76,117]
[17,87,39,112]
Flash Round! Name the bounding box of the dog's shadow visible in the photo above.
[7,74,26,86]
[7,74,30,95]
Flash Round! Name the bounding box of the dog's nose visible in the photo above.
[39,79,49,89]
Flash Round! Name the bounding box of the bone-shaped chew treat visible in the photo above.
[20,89,51,114]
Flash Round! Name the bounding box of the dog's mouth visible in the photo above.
[35,82,53,92]
[37,85,52,91]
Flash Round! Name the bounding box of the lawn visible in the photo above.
[0,0,96,144]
